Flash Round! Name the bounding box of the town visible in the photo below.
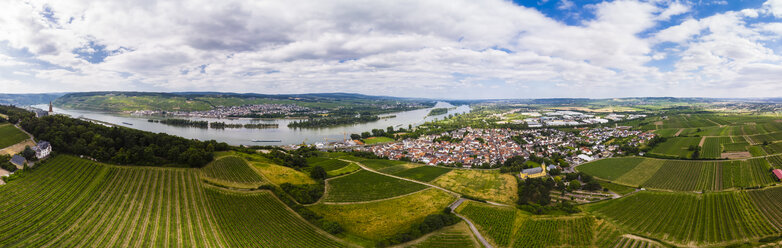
[357,126,655,169]
[130,104,326,118]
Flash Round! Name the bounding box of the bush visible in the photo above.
[280,183,324,204]
[310,166,327,180]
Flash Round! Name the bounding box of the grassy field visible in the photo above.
[747,186,782,230]
[244,155,316,185]
[205,189,345,247]
[201,156,265,186]
[392,166,452,182]
[406,221,479,248]
[702,137,731,158]
[653,128,679,137]
[433,169,517,204]
[307,157,351,171]
[649,137,701,158]
[613,159,664,187]
[326,162,360,177]
[309,188,455,241]
[0,124,29,149]
[576,157,646,181]
[588,191,777,246]
[511,216,595,248]
[323,170,428,202]
[362,136,395,144]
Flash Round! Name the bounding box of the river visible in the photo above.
[34,102,470,146]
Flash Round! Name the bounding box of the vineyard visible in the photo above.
[701,137,731,158]
[323,170,428,202]
[768,155,782,168]
[747,187,782,230]
[201,156,265,185]
[611,236,664,248]
[511,216,594,248]
[456,201,519,247]
[588,191,777,245]
[0,124,29,149]
[407,221,479,248]
[579,158,776,191]
[205,188,345,247]
[306,157,351,171]
[391,165,452,182]
[649,137,701,158]
[433,169,518,204]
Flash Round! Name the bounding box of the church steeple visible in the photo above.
[48,101,53,113]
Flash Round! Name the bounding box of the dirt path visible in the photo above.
[674,128,684,137]
[303,167,364,206]
[320,188,431,205]
[341,159,461,197]
[699,136,706,147]
[450,199,493,248]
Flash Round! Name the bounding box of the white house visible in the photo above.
[33,141,52,159]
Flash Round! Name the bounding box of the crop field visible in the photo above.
[747,132,782,144]
[653,128,679,137]
[642,160,710,191]
[649,137,700,158]
[456,201,520,247]
[761,142,782,155]
[721,159,775,189]
[433,169,517,204]
[747,187,782,230]
[205,189,345,247]
[612,236,664,248]
[702,137,731,158]
[309,189,455,241]
[307,157,351,171]
[594,219,623,247]
[588,191,777,245]
[614,159,664,187]
[576,157,646,181]
[407,222,478,248]
[201,156,265,185]
[511,216,594,248]
[0,124,29,149]
[767,155,782,168]
[751,146,769,156]
[723,142,749,152]
[391,166,452,182]
[323,170,428,202]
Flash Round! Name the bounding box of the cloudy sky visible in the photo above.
[1,0,781,99]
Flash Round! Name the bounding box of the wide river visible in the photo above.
[35,102,469,146]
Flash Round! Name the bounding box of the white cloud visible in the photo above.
[0,0,779,98]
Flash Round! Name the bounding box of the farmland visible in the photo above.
[701,137,731,159]
[323,170,428,202]
[578,157,775,191]
[200,156,265,186]
[309,188,455,241]
[362,136,395,144]
[243,155,316,185]
[406,222,479,248]
[649,137,701,158]
[511,216,595,248]
[588,191,778,246]
[307,157,351,171]
[433,169,517,204]
[456,201,520,247]
[747,187,782,230]
[0,124,29,149]
[391,165,452,182]
[205,189,345,247]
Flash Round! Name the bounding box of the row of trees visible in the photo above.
[20,114,228,167]
[288,114,380,128]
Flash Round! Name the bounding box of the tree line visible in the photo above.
[20,114,228,167]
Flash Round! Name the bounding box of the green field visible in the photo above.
[511,216,595,248]
[362,136,395,144]
[576,157,646,181]
[309,188,455,241]
[652,128,679,137]
[588,191,777,245]
[323,170,428,202]
[747,186,782,230]
[701,137,731,158]
[326,162,361,177]
[205,189,345,247]
[649,137,701,158]
[0,124,29,149]
[307,157,351,171]
[456,201,519,247]
[0,155,351,247]
[433,169,517,204]
[392,166,452,182]
[201,156,265,186]
[579,157,776,191]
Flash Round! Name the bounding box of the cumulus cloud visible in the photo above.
[0,0,780,98]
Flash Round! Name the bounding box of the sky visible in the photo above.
[1,0,781,99]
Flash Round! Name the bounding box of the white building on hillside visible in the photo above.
[33,141,52,159]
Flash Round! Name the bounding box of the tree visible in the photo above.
[22,146,36,161]
[310,166,327,180]
[361,132,371,139]
[386,126,394,134]
[568,180,581,191]
[350,134,361,140]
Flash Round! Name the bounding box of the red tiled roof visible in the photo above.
[773,169,782,180]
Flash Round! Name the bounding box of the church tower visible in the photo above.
[48,101,53,113]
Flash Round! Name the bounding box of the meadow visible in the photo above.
[432,169,517,204]
[309,188,455,241]
[323,170,428,202]
[649,137,701,158]
[362,136,395,144]
[0,124,29,149]
[391,165,452,182]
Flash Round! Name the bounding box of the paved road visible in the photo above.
[343,159,494,248]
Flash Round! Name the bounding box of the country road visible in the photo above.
[342,159,494,248]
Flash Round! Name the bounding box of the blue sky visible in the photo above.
[0,0,781,99]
